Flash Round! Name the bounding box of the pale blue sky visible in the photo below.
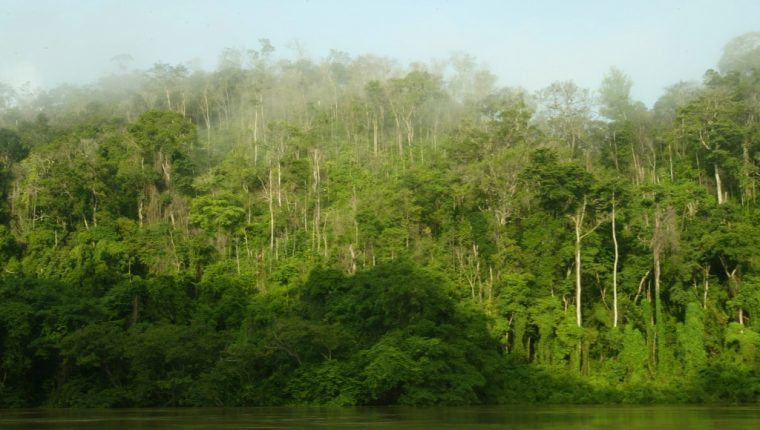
[1,0,758,105]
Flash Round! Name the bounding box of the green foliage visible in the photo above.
[190,193,246,234]
[2,46,760,407]
[620,324,649,382]
[676,303,707,376]
[698,361,760,403]
[725,323,760,365]
[524,149,594,215]
[129,110,197,158]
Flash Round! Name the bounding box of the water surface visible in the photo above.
[2,405,760,429]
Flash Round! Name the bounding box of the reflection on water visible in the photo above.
[1,406,760,429]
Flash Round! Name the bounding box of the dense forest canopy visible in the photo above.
[1,33,760,407]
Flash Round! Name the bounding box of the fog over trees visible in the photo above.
[1,33,760,407]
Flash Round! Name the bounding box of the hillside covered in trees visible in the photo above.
[2,34,760,407]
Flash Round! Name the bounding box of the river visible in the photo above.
[2,405,760,429]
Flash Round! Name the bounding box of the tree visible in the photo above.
[129,110,197,187]
[537,81,593,156]
[0,128,28,167]
[650,205,679,371]
[599,67,635,122]
[677,85,743,205]
[718,32,760,75]
[128,110,198,227]
[524,150,603,328]
[703,207,760,325]
[445,52,496,104]
[365,80,387,157]
[387,70,443,158]
[653,81,700,124]
[189,192,246,256]
[144,63,189,114]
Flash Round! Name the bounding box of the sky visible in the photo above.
[1,0,758,106]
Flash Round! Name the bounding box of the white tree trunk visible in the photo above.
[612,197,619,328]
[574,200,586,328]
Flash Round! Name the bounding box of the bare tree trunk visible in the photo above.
[277,162,282,207]
[575,228,582,327]
[653,250,661,317]
[573,198,586,328]
[723,265,742,325]
[630,140,641,186]
[703,265,710,310]
[715,164,724,204]
[235,239,241,275]
[138,199,144,228]
[394,115,403,157]
[202,89,212,155]
[634,270,650,305]
[312,150,322,253]
[433,112,439,150]
[475,244,482,304]
[349,244,356,274]
[268,168,275,251]
[372,117,379,156]
[612,195,619,328]
[253,109,259,142]
[404,116,414,148]
[652,248,661,368]
[611,131,620,172]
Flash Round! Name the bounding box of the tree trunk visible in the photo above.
[404,115,414,148]
[394,115,403,157]
[653,248,661,368]
[138,199,144,228]
[312,150,322,253]
[277,162,282,207]
[630,140,641,186]
[573,198,586,328]
[575,226,582,327]
[253,109,259,143]
[715,164,724,204]
[372,117,378,156]
[268,168,275,251]
[726,267,742,325]
[202,89,212,154]
[703,265,710,310]
[349,244,357,274]
[653,251,661,318]
[235,239,241,275]
[612,195,619,328]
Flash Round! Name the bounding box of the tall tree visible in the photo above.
[718,32,760,75]
[537,81,593,157]
[524,150,602,328]
[599,67,635,122]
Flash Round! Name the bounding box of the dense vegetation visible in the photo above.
[2,35,760,407]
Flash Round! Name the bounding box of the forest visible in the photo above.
[1,33,760,407]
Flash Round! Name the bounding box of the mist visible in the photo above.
[2,0,759,106]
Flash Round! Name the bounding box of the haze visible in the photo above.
[1,0,759,106]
